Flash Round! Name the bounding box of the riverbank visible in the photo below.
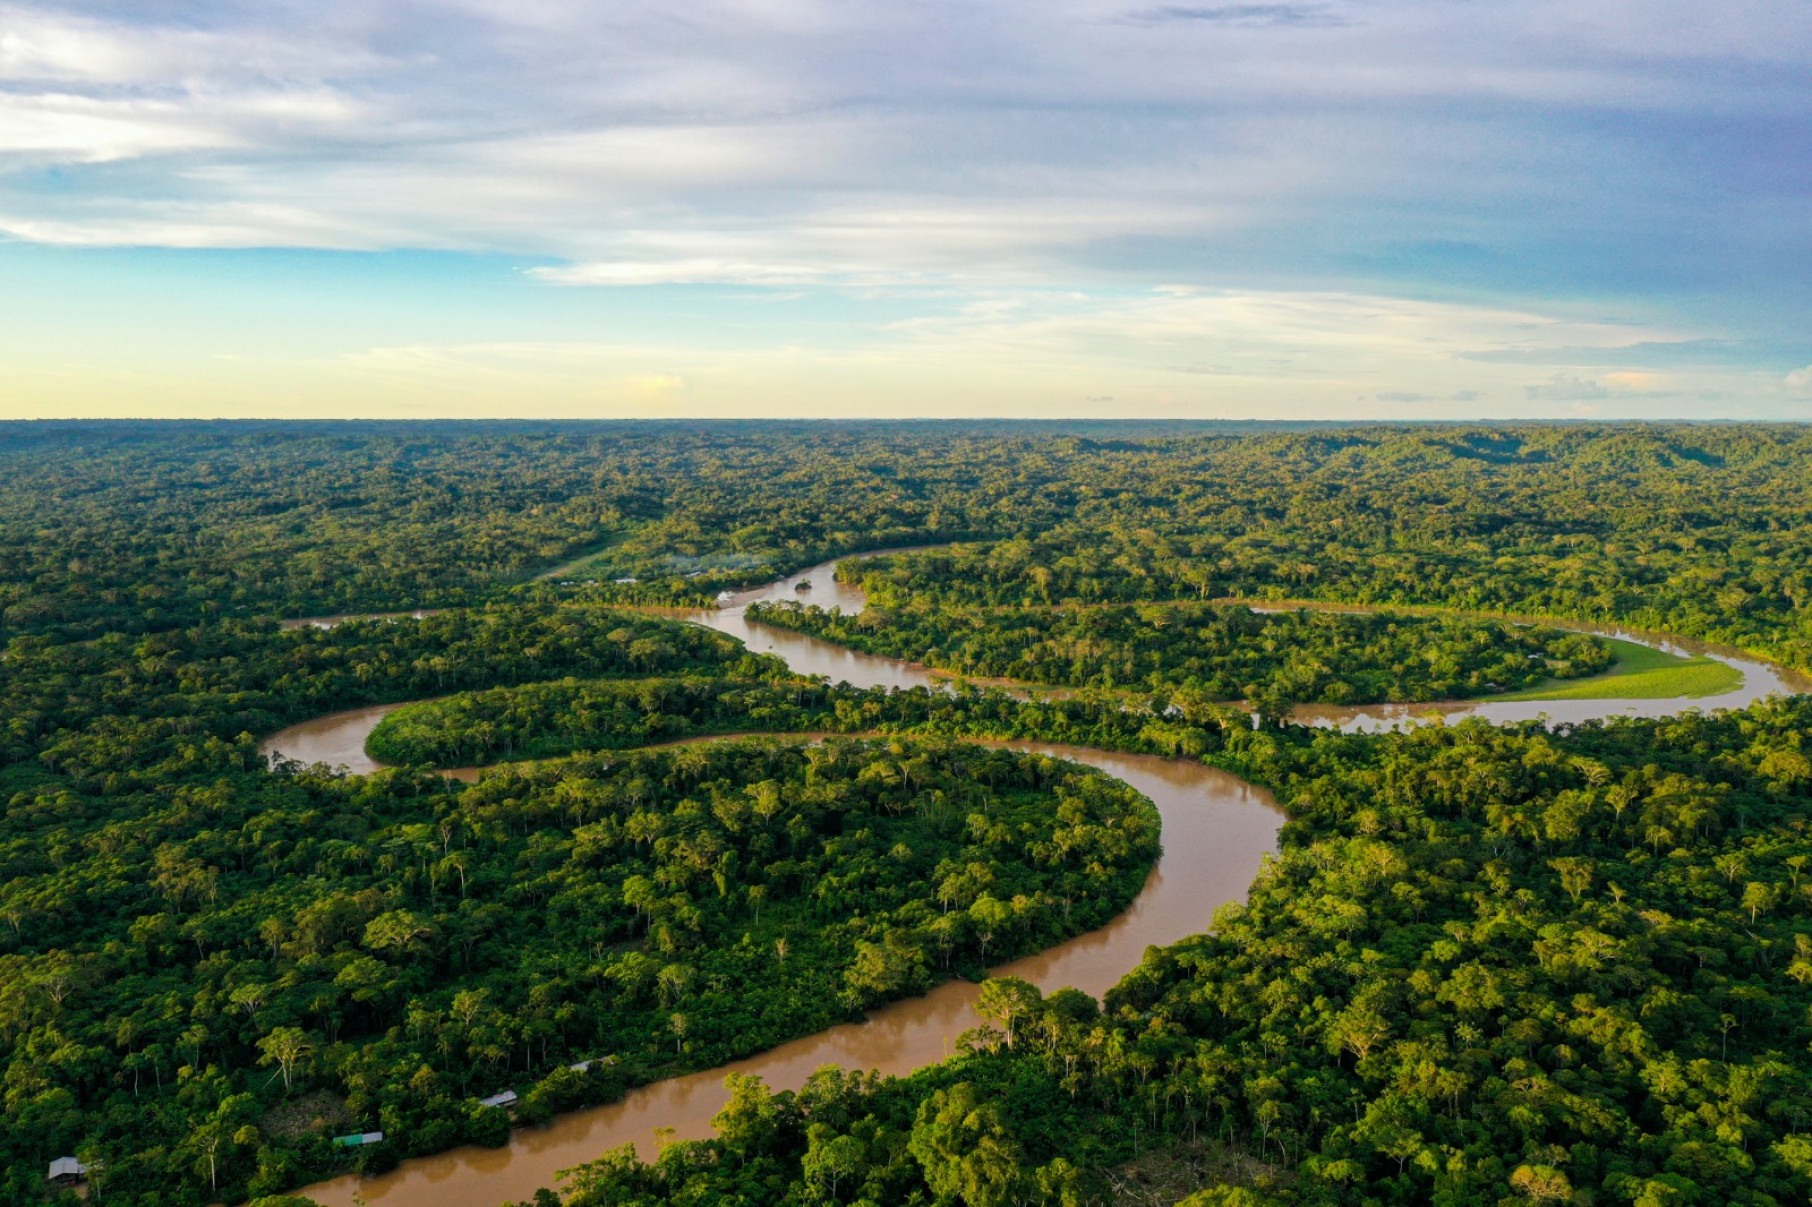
[1501,635,1741,700]
[282,740,1281,1207]
[679,553,1810,731]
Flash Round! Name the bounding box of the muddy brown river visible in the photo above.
[263,552,1808,1206]
[282,743,1278,1207]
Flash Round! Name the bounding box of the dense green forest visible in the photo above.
[744,600,1612,709]
[5,420,1812,1206]
[364,675,926,766]
[0,604,774,792]
[1,672,1161,1201]
[365,673,1242,768]
[356,670,1812,1206]
[548,702,1812,1207]
[833,502,1812,673]
[8,421,1812,668]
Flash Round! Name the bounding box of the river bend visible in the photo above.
[266,552,1807,1206]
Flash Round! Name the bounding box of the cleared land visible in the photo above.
[532,531,630,580]
[1500,636,1741,701]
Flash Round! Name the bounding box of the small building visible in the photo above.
[332,1131,385,1148]
[47,1157,87,1184]
[478,1090,518,1110]
[567,1055,617,1073]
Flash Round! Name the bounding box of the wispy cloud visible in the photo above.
[223,289,1770,417]
[1463,339,1801,369]
[1524,374,1612,402]
[1519,371,1689,403]
[1122,5,1344,28]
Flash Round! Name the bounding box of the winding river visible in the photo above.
[265,553,1810,1207]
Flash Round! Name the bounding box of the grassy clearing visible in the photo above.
[533,531,631,581]
[1499,637,1742,701]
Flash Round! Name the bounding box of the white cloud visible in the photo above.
[525,198,1217,286]
[0,5,401,85]
[0,87,373,163]
[0,92,240,160]
[0,13,154,82]
[0,0,1804,284]
[0,0,1806,423]
[0,199,395,248]
[532,259,845,286]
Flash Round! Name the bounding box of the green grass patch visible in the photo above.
[533,530,633,581]
[1498,637,1741,701]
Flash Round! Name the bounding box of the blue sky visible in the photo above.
[1,0,1808,419]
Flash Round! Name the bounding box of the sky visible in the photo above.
[1,0,1809,420]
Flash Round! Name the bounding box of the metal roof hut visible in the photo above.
[479,1089,519,1110]
[47,1157,87,1184]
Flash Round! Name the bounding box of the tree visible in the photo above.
[968,894,1012,959]
[257,1027,314,1091]
[656,963,693,1008]
[188,1122,229,1194]
[1327,1002,1390,1065]
[975,977,1043,1049]
[1509,1164,1575,1202]
[1741,880,1779,922]
[802,1124,866,1202]
[1550,856,1594,904]
[363,909,436,953]
[909,1083,1025,1207]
